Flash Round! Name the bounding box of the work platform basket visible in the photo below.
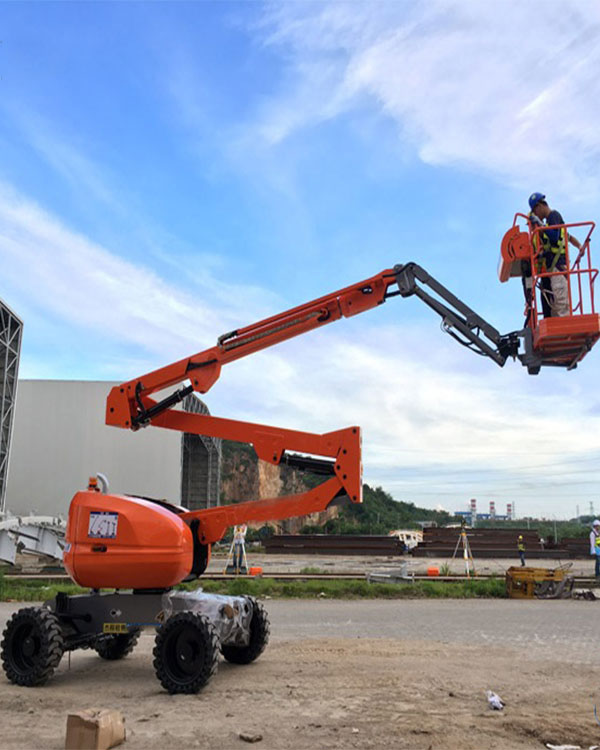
[499,215,600,369]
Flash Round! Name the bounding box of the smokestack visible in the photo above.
[489,501,495,519]
[507,503,513,520]
[470,498,477,527]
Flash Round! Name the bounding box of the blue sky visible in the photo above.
[2,1,600,518]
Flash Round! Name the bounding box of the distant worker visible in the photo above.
[528,193,584,317]
[233,524,247,573]
[590,520,600,578]
[517,535,526,566]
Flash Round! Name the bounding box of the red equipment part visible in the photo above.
[499,214,600,369]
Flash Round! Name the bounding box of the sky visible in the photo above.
[1,1,600,519]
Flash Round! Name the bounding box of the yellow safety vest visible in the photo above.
[541,226,567,272]
[517,541,525,551]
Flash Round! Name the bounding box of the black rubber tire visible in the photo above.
[1,607,64,686]
[153,612,218,694]
[221,597,270,665]
[94,629,141,660]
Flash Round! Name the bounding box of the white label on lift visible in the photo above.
[88,511,118,538]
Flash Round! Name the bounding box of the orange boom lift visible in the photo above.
[2,255,598,694]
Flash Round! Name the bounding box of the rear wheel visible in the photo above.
[221,597,270,665]
[1,607,64,686]
[153,612,218,694]
[94,629,141,660]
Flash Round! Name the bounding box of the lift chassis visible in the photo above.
[2,257,598,694]
[2,590,270,694]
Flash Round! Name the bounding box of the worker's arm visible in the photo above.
[568,234,583,250]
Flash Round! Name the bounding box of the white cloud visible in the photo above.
[253,1,600,202]
[0,183,278,362]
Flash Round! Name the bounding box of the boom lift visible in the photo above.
[2,258,598,694]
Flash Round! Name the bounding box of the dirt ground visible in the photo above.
[1,599,599,750]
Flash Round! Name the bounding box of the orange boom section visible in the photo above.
[500,214,600,370]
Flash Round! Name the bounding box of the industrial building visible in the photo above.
[5,380,221,518]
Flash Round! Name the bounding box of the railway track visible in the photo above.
[5,572,600,586]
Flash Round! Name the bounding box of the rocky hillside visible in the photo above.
[220,441,455,535]
[220,440,337,533]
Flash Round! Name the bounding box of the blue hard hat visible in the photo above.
[528,192,546,211]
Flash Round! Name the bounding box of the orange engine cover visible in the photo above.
[63,491,194,589]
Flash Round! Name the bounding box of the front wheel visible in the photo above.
[1,607,64,686]
[221,597,270,665]
[153,612,218,694]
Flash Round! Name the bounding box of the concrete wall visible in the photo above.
[5,380,182,517]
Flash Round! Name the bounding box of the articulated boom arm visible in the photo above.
[104,262,526,550]
[106,262,523,432]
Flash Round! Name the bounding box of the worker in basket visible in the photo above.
[528,193,585,317]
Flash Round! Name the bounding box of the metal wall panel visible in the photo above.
[5,380,183,517]
[0,301,23,513]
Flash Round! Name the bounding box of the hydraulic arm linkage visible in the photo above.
[104,262,530,552]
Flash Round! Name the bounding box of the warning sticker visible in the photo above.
[88,511,118,539]
[103,623,129,634]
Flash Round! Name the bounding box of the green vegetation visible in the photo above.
[183,576,506,598]
[0,576,506,602]
[301,483,456,535]
[2,578,88,602]
[298,566,327,575]
[197,577,505,599]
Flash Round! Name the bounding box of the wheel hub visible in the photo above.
[175,632,199,675]
[22,636,36,659]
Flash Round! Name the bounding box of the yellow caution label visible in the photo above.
[103,622,129,634]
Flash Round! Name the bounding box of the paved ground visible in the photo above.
[266,598,599,661]
[1,598,597,660]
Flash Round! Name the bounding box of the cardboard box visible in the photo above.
[65,709,125,750]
